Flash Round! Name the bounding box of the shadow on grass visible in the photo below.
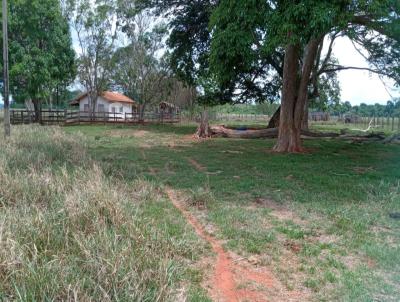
[89,129,400,206]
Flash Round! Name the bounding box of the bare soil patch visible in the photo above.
[166,188,309,302]
[253,198,305,225]
[107,129,150,138]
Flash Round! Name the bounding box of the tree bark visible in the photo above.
[195,108,211,138]
[273,44,301,152]
[32,99,41,123]
[302,99,309,130]
[88,91,98,120]
[139,103,146,122]
[267,106,280,128]
[209,125,339,139]
[274,38,321,152]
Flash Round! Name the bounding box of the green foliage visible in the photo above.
[212,103,280,115]
[5,0,76,105]
[209,0,399,108]
[69,0,118,103]
[111,13,169,108]
[325,99,400,117]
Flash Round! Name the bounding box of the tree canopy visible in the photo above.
[5,0,75,111]
[209,0,399,151]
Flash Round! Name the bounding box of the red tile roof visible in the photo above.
[70,91,136,105]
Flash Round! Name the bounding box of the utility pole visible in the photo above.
[2,0,10,136]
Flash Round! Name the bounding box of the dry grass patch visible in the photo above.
[0,126,208,301]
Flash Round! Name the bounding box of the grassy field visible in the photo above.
[1,123,399,301]
[0,126,209,301]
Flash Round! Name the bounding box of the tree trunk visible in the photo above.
[267,106,280,128]
[209,125,339,139]
[195,108,211,138]
[274,38,321,152]
[32,99,41,123]
[139,103,146,122]
[302,99,309,130]
[273,44,301,152]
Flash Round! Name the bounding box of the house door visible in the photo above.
[111,107,116,113]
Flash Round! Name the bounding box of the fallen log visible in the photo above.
[210,125,339,139]
[209,125,400,144]
[383,134,400,144]
[210,125,278,138]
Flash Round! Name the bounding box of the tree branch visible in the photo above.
[321,65,391,77]
[318,32,340,74]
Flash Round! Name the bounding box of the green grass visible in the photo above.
[64,123,400,301]
[0,126,209,301]
[1,123,399,301]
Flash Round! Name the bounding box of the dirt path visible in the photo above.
[166,188,306,302]
[186,157,207,172]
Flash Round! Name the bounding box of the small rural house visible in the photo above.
[70,91,137,115]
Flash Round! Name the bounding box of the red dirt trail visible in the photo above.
[186,157,207,172]
[166,188,305,302]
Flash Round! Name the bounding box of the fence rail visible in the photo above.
[10,109,180,125]
[329,116,400,132]
[180,112,271,123]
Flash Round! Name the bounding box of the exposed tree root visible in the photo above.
[209,125,395,144]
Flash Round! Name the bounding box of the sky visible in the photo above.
[332,37,399,105]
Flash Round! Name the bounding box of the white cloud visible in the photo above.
[332,37,399,105]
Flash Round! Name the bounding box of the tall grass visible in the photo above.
[0,126,205,301]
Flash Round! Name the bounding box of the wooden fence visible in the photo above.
[180,112,271,123]
[10,109,180,125]
[332,116,400,132]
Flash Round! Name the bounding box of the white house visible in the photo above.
[70,91,137,117]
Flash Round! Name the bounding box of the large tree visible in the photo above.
[210,0,400,152]
[138,0,345,137]
[69,0,118,114]
[111,11,170,120]
[6,0,75,119]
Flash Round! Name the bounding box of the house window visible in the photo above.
[83,104,89,112]
[119,107,123,113]
[98,104,105,112]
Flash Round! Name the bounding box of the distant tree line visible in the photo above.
[209,99,400,118]
[317,99,400,117]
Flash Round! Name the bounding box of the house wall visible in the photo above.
[108,102,132,115]
[79,96,110,112]
[78,97,133,115]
